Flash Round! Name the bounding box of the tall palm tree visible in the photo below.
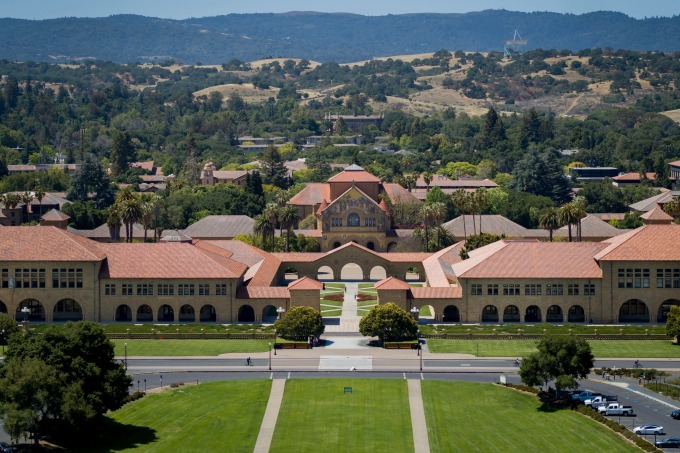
[140,198,155,243]
[573,196,588,242]
[475,188,490,234]
[451,189,468,240]
[420,204,435,252]
[539,206,561,242]
[20,191,34,223]
[106,206,122,242]
[150,194,163,242]
[33,186,46,219]
[279,205,301,252]
[253,214,272,250]
[115,188,142,243]
[429,202,447,250]
[262,203,280,252]
[422,171,433,192]
[558,202,580,242]
[663,196,680,218]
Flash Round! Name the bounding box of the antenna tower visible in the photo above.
[504,30,527,58]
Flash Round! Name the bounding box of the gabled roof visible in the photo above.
[640,205,673,222]
[327,165,380,183]
[160,230,193,243]
[321,185,384,214]
[443,215,538,238]
[0,226,106,261]
[629,189,673,212]
[236,286,289,299]
[75,222,148,239]
[374,276,410,290]
[178,215,254,239]
[594,224,680,261]
[554,215,628,239]
[382,183,420,204]
[40,209,70,221]
[612,172,656,182]
[409,286,462,299]
[288,276,323,290]
[452,240,606,279]
[212,170,249,180]
[288,183,331,206]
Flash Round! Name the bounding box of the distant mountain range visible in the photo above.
[1,10,679,64]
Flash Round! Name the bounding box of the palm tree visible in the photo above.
[539,206,561,242]
[150,195,163,242]
[422,171,433,192]
[475,188,490,234]
[451,189,468,240]
[263,203,280,252]
[558,202,580,242]
[663,196,680,218]
[115,188,142,243]
[573,196,588,242]
[253,214,272,250]
[20,191,34,223]
[106,206,122,242]
[274,190,288,208]
[429,202,447,250]
[279,205,301,252]
[33,186,46,219]
[140,198,155,243]
[420,204,435,252]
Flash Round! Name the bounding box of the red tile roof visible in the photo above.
[0,226,106,261]
[409,286,462,299]
[288,183,331,206]
[382,183,421,204]
[453,241,607,279]
[97,243,244,279]
[327,168,381,183]
[40,209,70,221]
[236,286,289,299]
[640,205,673,222]
[554,215,627,239]
[375,276,411,290]
[288,276,324,290]
[595,224,680,261]
[612,172,656,181]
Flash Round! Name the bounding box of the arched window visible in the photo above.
[347,213,360,226]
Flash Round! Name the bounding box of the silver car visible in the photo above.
[634,424,664,435]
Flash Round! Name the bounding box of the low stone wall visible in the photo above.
[106,333,275,340]
[421,334,671,341]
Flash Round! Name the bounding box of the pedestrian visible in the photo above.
[246,357,251,366]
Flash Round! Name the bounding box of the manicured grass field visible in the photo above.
[32,323,274,334]
[71,381,271,452]
[358,283,374,289]
[323,283,346,291]
[419,323,667,335]
[418,305,432,317]
[357,300,378,316]
[270,379,414,453]
[321,300,343,317]
[113,339,270,356]
[427,339,680,358]
[422,381,638,453]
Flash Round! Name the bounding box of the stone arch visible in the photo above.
[405,267,421,282]
[415,304,435,321]
[200,304,217,322]
[503,305,520,323]
[525,305,542,323]
[137,304,153,322]
[347,212,360,226]
[657,299,680,323]
[619,299,649,323]
[366,241,375,251]
[317,265,334,281]
[481,305,498,323]
[0,300,7,313]
[387,242,398,253]
[115,305,132,322]
[179,304,195,322]
[53,299,83,322]
[333,241,341,249]
[568,305,585,323]
[284,267,299,282]
[16,299,45,322]
[369,265,387,281]
[443,305,460,322]
[158,304,175,322]
[340,263,364,281]
[546,305,563,323]
[238,305,255,322]
[262,304,277,323]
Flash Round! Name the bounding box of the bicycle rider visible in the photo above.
[246,357,252,366]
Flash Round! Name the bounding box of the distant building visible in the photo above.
[200,162,249,187]
[612,172,656,186]
[324,113,384,133]
[7,163,80,175]
[570,167,620,183]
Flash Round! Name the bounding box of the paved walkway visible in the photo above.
[325,281,363,332]
[253,378,286,453]
[408,379,431,453]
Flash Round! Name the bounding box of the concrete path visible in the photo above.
[253,378,286,453]
[408,379,431,453]
[325,281,363,332]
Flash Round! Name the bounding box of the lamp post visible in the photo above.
[268,342,272,371]
[276,306,285,320]
[21,306,30,321]
[144,379,147,393]
[1,329,5,355]
[124,342,128,370]
[274,329,277,355]
[411,306,419,321]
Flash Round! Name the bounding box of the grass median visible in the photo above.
[113,339,271,356]
[427,338,680,358]
[422,381,639,452]
[270,379,413,453]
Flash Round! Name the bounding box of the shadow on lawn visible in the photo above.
[52,417,157,452]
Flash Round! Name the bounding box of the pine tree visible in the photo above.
[110,131,135,177]
[260,146,289,188]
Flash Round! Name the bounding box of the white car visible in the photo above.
[634,424,664,435]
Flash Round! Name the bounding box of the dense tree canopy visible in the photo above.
[274,306,324,339]
[359,302,418,342]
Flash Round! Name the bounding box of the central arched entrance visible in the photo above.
[317,266,334,281]
[340,263,364,281]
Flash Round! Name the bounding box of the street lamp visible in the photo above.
[21,306,30,321]
[276,306,285,320]
[411,306,419,321]
[124,342,128,370]
[268,342,272,371]
[274,329,277,355]
[1,329,5,354]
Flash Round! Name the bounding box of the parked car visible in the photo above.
[671,409,680,419]
[571,390,601,402]
[597,403,634,416]
[655,437,680,448]
[584,395,617,408]
[0,442,11,453]
[634,424,664,435]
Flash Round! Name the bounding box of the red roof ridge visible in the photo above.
[640,205,673,221]
[374,276,410,290]
[316,199,328,215]
[288,276,324,290]
[55,227,107,260]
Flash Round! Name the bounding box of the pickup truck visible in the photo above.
[571,390,601,402]
[584,395,618,408]
[598,403,634,416]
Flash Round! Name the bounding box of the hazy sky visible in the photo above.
[3,0,677,20]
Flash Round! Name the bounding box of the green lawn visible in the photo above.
[357,300,378,316]
[113,339,270,356]
[323,283,346,291]
[270,379,413,453]
[422,381,638,453]
[358,283,374,289]
[64,381,271,452]
[418,305,432,317]
[427,339,680,358]
[321,300,343,317]
[419,323,667,336]
[31,323,274,334]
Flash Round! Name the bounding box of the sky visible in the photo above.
[2,0,677,20]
